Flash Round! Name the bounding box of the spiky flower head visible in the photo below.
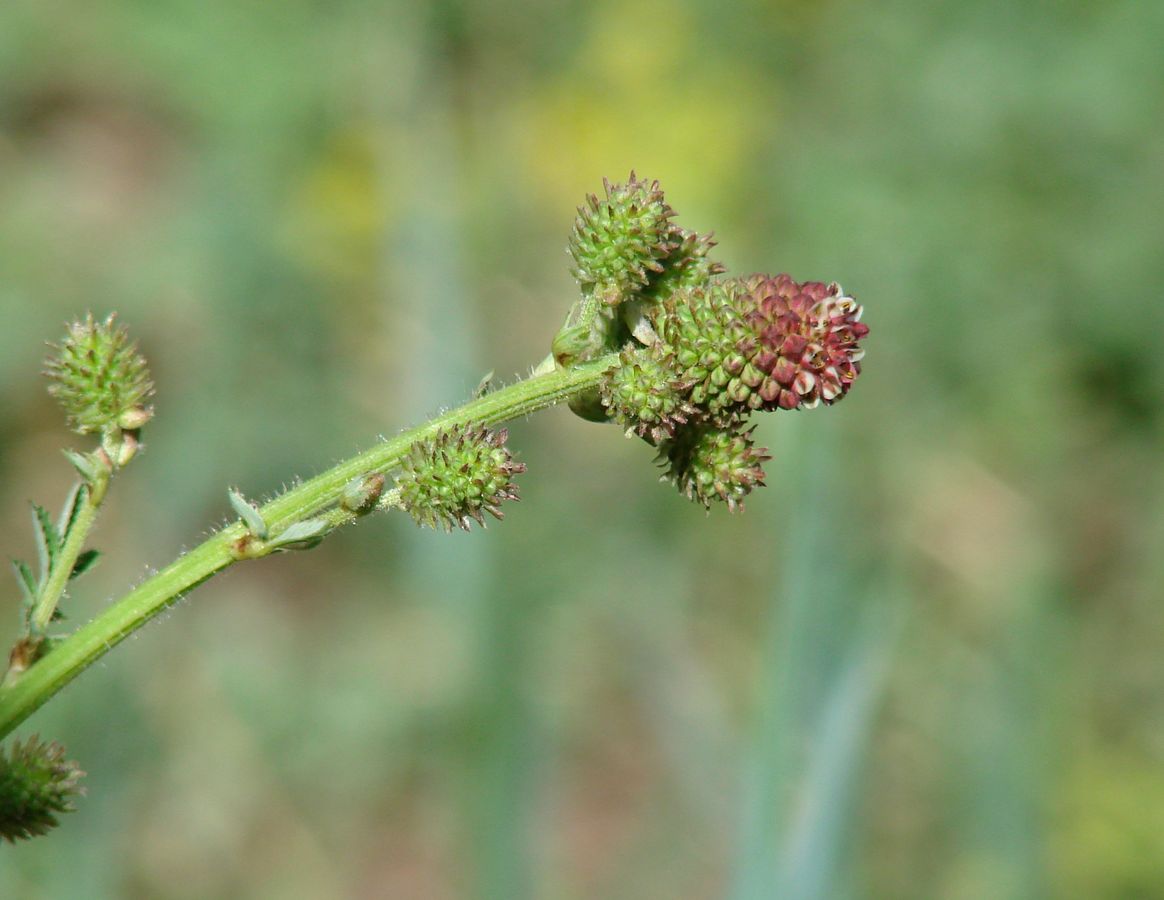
[568,172,677,306]
[0,735,85,843]
[652,279,756,420]
[737,274,868,411]
[657,423,771,512]
[600,346,698,444]
[44,313,154,434]
[655,274,868,418]
[395,424,526,532]
[645,228,725,302]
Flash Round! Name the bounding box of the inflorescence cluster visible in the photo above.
[1,174,867,842]
[561,173,868,511]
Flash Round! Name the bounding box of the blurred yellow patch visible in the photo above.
[510,0,780,216]
[279,124,392,287]
[1051,752,1164,897]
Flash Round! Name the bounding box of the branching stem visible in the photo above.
[0,354,618,739]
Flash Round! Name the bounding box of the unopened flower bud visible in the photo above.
[44,314,154,436]
[116,406,153,431]
[657,423,771,512]
[0,735,85,843]
[341,472,386,514]
[395,424,526,532]
[600,347,697,443]
[568,172,677,306]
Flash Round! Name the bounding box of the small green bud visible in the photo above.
[395,424,526,532]
[117,406,152,430]
[600,346,697,443]
[106,429,141,468]
[568,172,677,306]
[341,472,386,514]
[0,735,85,843]
[44,314,154,436]
[657,423,771,512]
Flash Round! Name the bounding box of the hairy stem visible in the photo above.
[0,355,618,739]
[29,481,102,637]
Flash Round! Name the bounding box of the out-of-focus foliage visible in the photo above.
[1,0,1161,896]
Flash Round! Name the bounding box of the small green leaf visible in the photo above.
[69,550,101,581]
[31,505,60,582]
[62,449,101,484]
[472,370,495,399]
[228,489,268,539]
[56,483,86,545]
[268,518,330,550]
[12,560,37,605]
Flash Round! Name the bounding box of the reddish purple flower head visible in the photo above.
[739,274,868,411]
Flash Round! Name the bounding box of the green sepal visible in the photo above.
[228,490,268,540]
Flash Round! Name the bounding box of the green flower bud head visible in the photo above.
[645,228,725,302]
[0,736,85,843]
[658,423,771,512]
[600,346,697,444]
[395,424,526,532]
[653,280,755,419]
[568,172,677,306]
[44,314,154,435]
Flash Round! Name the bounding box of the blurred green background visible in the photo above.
[1,0,1161,897]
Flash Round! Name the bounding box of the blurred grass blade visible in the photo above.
[731,416,896,900]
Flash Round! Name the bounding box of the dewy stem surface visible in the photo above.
[0,355,617,739]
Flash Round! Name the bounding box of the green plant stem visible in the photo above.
[0,354,618,739]
[30,480,103,637]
